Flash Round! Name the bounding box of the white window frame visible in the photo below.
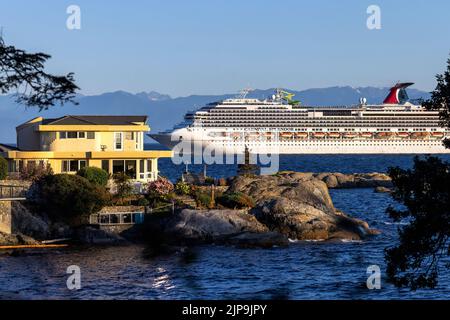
[62,160,87,172]
[60,131,86,139]
[136,132,143,150]
[114,132,123,150]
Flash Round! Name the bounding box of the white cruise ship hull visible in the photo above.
[149,85,450,155]
[150,130,450,155]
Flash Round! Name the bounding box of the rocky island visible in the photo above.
[148,172,383,248]
[1,171,388,249]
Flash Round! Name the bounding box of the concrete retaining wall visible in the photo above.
[0,200,12,234]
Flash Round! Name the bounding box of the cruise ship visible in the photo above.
[149,83,450,154]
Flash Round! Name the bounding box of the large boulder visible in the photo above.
[314,172,393,189]
[163,209,269,241]
[74,226,127,245]
[11,202,50,240]
[0,232,40,246]
[228,173,379,241]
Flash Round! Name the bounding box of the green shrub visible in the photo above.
[77,166,109,186]
[205,176,215,185]
[113,172,134,201]
[217,192,255,209]
[175,181,190,195]
[30,174,111,225]
[137,197,150,207]
[194,190,213,209]
[0,157,7,180]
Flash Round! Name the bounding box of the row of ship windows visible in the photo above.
[204,113,437,116]
[204,115,438,119]
[208,110,436,114]
[223,142,442,146]
[196,125,441,128]
[196,119,438,122]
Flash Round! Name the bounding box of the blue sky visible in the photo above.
[0,0,449,97]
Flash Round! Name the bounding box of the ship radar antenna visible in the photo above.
[237,88,253,99]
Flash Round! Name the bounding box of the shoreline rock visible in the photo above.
[374,186,392,193]
[0,232,40,246]
[269,171,392,189]
[156,209,288,248]
[229,173,380,241]
[1,170,388,248]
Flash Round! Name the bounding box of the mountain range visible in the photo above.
[0,86,430,144]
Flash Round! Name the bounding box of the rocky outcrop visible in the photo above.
[74,226,127,245]
[374,186,392,193]
[10,202,50,240]
[263,171,392,189]
[0,232,40,246]
[228,173,379,241]
[314,172,392,189]
[158,209,288,247]
[163,209,267,239]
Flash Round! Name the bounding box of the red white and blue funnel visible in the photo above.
[383,82,414,104]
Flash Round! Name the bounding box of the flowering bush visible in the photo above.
[147,177,174,204]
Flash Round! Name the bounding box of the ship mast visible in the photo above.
[237,88,253,99]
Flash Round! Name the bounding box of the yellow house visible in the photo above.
[1,115,172,182]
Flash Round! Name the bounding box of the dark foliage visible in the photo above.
[0,35,78,110]
[77,166,109,187]
[386,156,450,289]
[112,172,134,203]
[0,157,7,180]
[19,162,53,181]
[194,190,214,209]
[30,174,110,225]
[423,56,450,148]
[386,55,450,289]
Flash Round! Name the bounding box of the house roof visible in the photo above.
[0,143,19,152]
[41,115,148,126]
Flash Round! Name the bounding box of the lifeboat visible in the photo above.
[411,132,429,139]
[313,132,326,138]
[231,132,241,141]
[343,132,357,139]
[294,132,308,139]
[280,132,294,138]
[376,132,394,139]
[397,132,410,138]
[431,132,445,138]
[360,132,373,138]
[328,132,340,138]
[263,132,273,141]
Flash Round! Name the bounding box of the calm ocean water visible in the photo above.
[1,146,449,299]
